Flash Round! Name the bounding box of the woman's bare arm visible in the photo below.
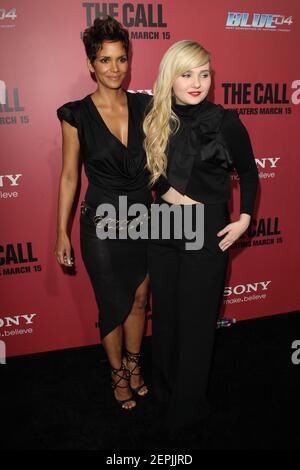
[55,121,80,266]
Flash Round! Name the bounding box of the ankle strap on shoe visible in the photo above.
[124,349,142,364]
[111,363,130,388]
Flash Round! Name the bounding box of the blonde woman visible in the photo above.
[144,40,258,432]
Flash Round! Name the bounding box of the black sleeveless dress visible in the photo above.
[57,91,152,339]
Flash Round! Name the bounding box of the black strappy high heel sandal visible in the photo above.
[123,349,149,397]
[111,363,136,410]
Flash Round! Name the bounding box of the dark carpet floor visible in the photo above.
[1,311,300,451]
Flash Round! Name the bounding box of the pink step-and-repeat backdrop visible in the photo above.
[1,0,299,357]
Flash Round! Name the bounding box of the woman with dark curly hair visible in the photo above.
[55,16,151,410]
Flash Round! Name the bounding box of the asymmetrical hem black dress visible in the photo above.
[57,91,152,339]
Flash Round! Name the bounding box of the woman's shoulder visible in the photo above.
[57,97,87,127]
[210,102,238,121]
[218,106,252,148]
[206,101,238,119]
[57,96,87,115]
[220,107,245,133]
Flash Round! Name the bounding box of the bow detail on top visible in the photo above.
[166,99,234,194]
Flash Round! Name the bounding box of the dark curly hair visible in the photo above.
[83,16,129,64]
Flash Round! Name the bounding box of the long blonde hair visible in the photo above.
[143,40,210,186]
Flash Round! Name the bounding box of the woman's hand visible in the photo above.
[55,232,74,267]
[217,213,251,251]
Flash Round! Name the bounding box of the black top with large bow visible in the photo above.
[167,98,234,195]
[157,98,258,215]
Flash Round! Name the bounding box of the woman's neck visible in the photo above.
[92,86,127,108]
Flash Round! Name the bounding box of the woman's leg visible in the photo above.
[165,204,230,430]
[148,239,179,403]
[80,215,136,409]
[123,275,150,394]
[165,248,228,429]
[102,325,136,409]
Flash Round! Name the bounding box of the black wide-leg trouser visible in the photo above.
[148,197,230,431]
